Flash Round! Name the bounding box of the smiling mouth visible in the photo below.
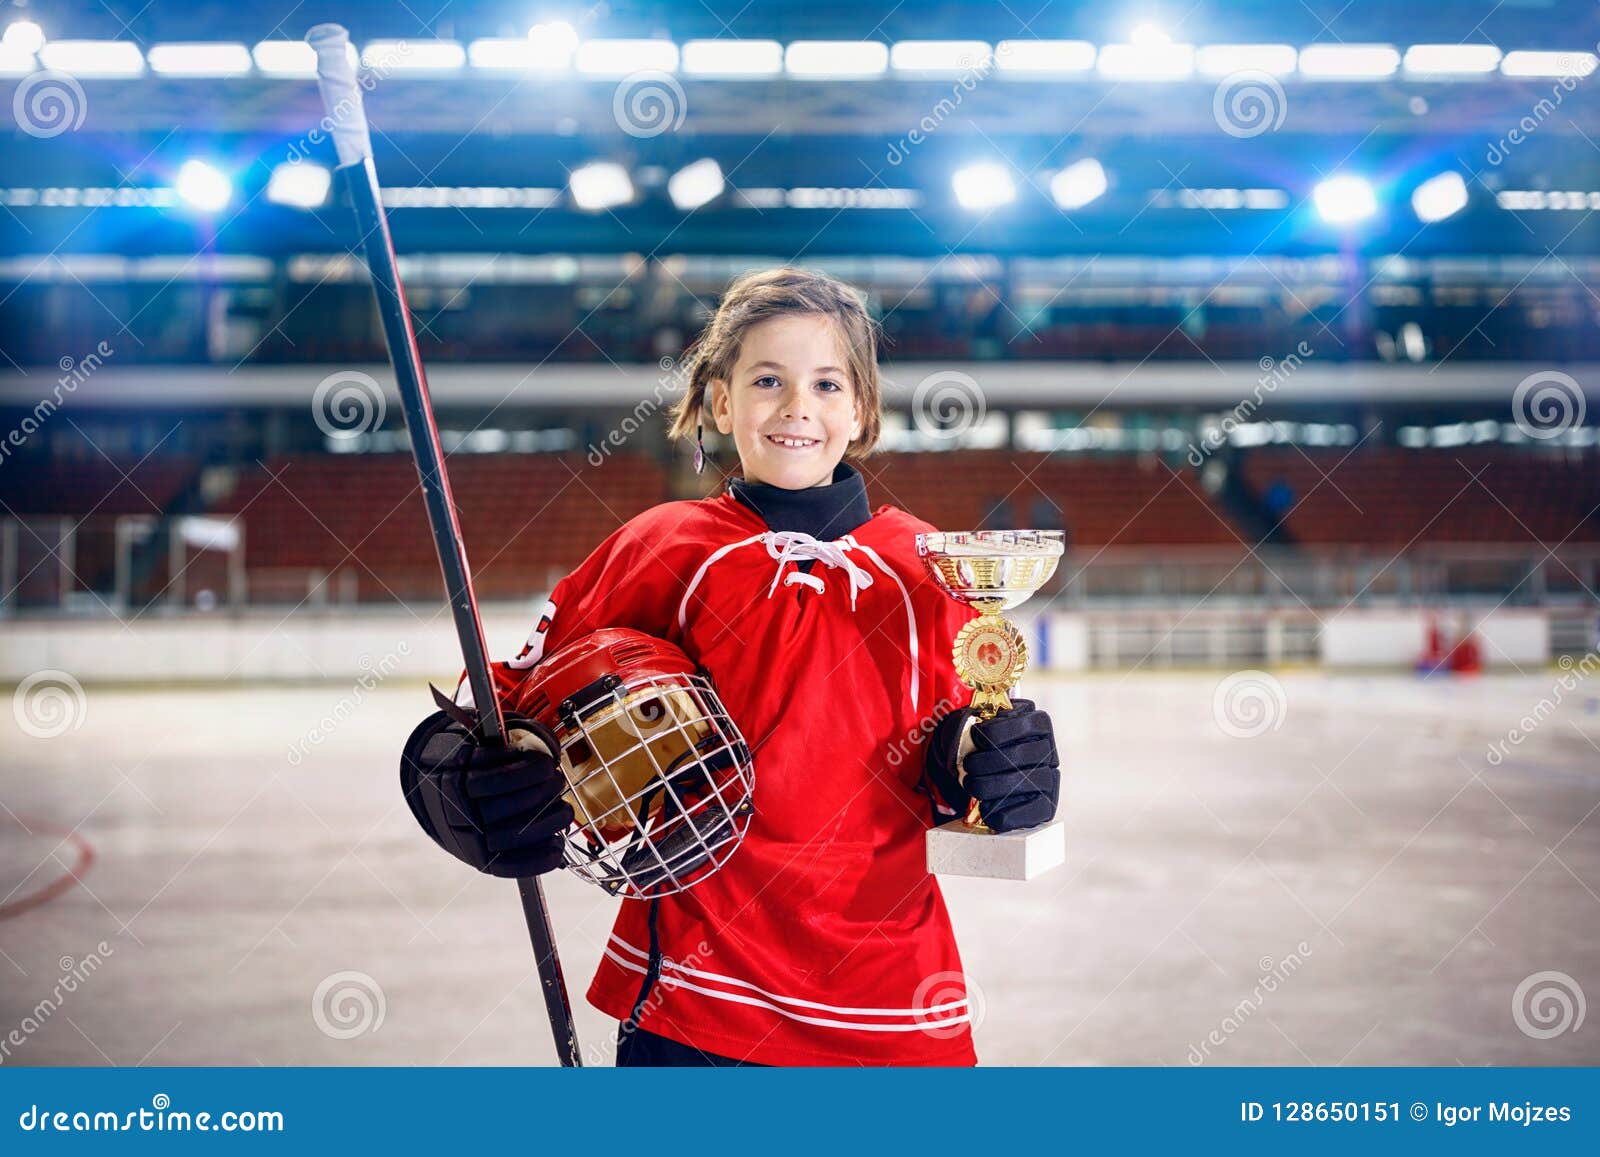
[765,434,820,449]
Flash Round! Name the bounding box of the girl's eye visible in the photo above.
[816,379,843,393]
[754,375,781,389]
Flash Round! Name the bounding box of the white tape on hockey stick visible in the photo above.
[306,24,373,168]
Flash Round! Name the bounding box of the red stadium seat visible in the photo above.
[209,452,668,603]
[1239,447,1600,547]
[861,452,1243,547]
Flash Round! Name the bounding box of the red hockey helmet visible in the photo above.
[509,629,754,899]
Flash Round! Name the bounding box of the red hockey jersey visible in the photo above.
[472,486,980,1065]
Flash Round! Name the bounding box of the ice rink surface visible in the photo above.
[3,670,1597,1067]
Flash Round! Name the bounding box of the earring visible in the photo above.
[694,418,706,475]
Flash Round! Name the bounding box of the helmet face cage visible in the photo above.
[554,669,753,899]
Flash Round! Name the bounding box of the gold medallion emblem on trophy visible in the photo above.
[916,530,1067,879]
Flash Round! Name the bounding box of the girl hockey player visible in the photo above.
[401,267,1060,1066]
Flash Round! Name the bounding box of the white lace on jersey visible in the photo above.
[677,529,921,710]
[763,530,874,606]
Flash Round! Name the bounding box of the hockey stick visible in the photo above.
[306,24,582,1067]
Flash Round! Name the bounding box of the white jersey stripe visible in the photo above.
[607,934,967,1018]
[602,948,971,1033]
[676,532,768,631]
[841,534,921,712]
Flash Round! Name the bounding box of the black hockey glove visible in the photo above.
[400,709,574,878]
[924,699,1060,833]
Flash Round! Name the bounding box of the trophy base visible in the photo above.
[925,818,1065,880]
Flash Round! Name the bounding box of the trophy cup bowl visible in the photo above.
[916,529,1067,881]
[916,530,1064,614]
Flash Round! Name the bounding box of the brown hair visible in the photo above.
[667,266,883,459]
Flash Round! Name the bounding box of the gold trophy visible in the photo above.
[916,530,1067,880]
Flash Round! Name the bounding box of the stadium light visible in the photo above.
[575,39,678,76]
[1050,158,1107,210]
[1403,45,1501,76]
[3,20,45,55]
[528,20,579,69]
[1412,172,1468,223]
[471,30,576,73]
[681,39,783,76]
[952,162,1015,211]
[890,40,992,75]
[1399,321,1426,362]
[1196,44,1297,77]
[1165,187,1290,210]
[1500,51,1596,78]
[0,44,32,74]
[469,39,532,70]
[378,187,562,209]
[785,41,889,78]
[1313,175,1377,224]
[253,40,315,76]
[1497,189,1600,210]
[569,162,634,211]
[362,40,465,73]
[38,39,145,76]
[774,187,921,209]
[1097,41,1194,79]
[993,40,1095,75]
[175,160,233,213]
[267,162,332,210]
[668,159,725,211]
[1298,44,1399,78]
[148,43,253,77]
